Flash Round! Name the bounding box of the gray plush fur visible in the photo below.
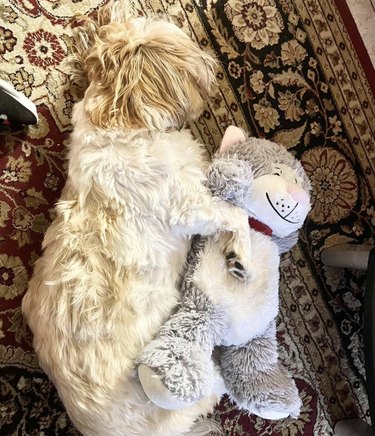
[221,138,310,189]
[272,231,299,254]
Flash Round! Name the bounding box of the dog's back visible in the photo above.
[22,3,222,434]
[22,123,220,435]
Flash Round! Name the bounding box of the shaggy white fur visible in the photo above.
[22,5,251,435]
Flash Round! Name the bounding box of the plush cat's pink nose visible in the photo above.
[287,184,310,206]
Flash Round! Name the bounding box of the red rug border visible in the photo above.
[333,0,375,97]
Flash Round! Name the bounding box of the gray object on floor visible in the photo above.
[334,418,373,436]
[322,246,375,434]
[0,79,38,125]
[321,244,373,270]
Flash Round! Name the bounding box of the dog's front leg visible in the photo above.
[173,195,252,277]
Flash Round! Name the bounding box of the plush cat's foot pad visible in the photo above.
[138,364,195,410]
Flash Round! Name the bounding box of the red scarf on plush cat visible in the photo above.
[248,217,273,237]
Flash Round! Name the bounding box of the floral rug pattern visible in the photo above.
[1,0,374,434]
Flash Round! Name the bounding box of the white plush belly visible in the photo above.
[193,230,280,346]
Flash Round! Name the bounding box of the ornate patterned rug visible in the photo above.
[1,0,374,434]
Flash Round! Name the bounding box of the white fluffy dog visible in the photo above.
[22,3,252,435]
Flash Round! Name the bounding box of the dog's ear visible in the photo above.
[69,1,134,97]
[82,18,216,130]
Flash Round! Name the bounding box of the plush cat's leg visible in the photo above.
[138,237,227,410]
[220,320,301,420]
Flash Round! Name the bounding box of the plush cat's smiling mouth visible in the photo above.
[266,193,299,224]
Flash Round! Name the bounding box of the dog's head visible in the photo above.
[79,4,216,131]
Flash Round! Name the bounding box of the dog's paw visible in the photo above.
[226,252,250,281]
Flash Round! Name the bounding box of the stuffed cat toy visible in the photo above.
[137,126,311,420]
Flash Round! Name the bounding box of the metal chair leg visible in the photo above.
[364,247,375,432]
[322,245,375,434]
[334,418,372,436]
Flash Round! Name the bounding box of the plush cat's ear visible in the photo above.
[219,126,246,153]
